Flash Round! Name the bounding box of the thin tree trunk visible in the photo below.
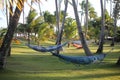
[28,32,31,44]
[110,0,112,17]
[72,0,92,56]
[96,0,105,54]
[111,15,117,46]
[85,0,88,38]
[56,0,68,54]
[116,57,120,65]
[55,0,60,44]
[111,2,118,46]
[38,1,42,16]
[0,0,24,69]
[6,1,9,27]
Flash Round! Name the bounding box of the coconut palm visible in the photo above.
[80,0,97,37]
[111,1,119,46]
[112,0,120,65]
[96,0,106,53]
[55,0,68,54]
[0,0,25,69]
[72,0,92,56]
[64,17,77,40]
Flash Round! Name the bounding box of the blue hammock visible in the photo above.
[51,52,106,65]
[27,42,68,52]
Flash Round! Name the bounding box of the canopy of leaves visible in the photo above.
[64,17,77,39]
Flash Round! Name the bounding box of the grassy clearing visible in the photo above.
[0,41,120,80]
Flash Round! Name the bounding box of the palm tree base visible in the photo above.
[116,57,120,65]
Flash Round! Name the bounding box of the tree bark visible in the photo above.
[0,0,24,69]
[96,0,105,54]
[7,0,13,57]
[111,2,118,47]
[116,57,120,65]
[85,0,88,38]
[72,0,92,56]
[116,57,120,66]
[56,0,68,54]
[55,0,60,45]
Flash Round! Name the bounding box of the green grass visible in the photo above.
[0,42,120,80]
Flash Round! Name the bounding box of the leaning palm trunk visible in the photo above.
[56,0,68,54]
[0,0,24,69]
[7,0,13,57]
[72,0,92,56]
[96,0,105,54]
[55,0,60,45]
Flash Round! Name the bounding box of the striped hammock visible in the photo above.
[51,52,106,65]
[27,42,68,52]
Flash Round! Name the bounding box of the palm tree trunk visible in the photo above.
[111,2,118,46]
[96,0,105,54]
[7,0,13,57]
[6,1,9,27]
[111,16,117,46]
[38,0,42,16]
[72,0,92,56]
[56,0,68,54]
[55,0,60,44]
[116,57,120,65]
[110,0,112,17]
[85,0,88,38]
[0,0,24,69]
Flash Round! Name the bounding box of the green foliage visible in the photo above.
[44,11,56,24]
[88,9,115,40]
[79,0,97,20]
[37,22,54,42]
[64,18,77,39]
[54,10,68,22]
[89,7,97,19]
[114,30,120,42]
[26,10,38,24]
[0,28,7,38]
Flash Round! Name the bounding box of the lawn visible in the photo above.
[0,41,120,80]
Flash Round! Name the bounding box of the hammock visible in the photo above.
[27,42,68,52]
[51,52,106,65]
[72,43,82,49]
[72,40,90,45]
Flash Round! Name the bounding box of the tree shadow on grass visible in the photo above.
[0,70,119,80]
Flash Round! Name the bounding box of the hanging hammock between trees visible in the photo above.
[26,42,68,52]
[72,43,83,49]
[51,52,106,65]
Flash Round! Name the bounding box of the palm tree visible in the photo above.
[112,0,120,65]
[72,0,92,56]
[55,0,68,54]
[7,0,13,57]
[96,0,106,53]
[0,0,25,69]
[89,7,97,20]
[64,18,77,40]
[111,1,119,46]
[80,0,97,37]
[26,9,44,44]
[85,0,88,37]
[55,0,60,44]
